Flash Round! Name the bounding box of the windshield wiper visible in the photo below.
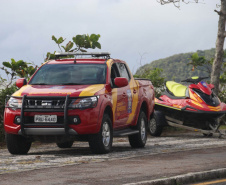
[60,83,83,85]
[30,83,48,85]
[30,83,83,85]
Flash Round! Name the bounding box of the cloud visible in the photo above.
[0,0,221,75]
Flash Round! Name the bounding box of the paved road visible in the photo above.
[192,179,226,185]
[0,131,226,184]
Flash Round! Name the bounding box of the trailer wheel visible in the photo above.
[89,114,113,154]
[56,141,74,148]
[6,133,31,155]
[149,111,165,137]
[203,120,220,137]
[129,111,147,148]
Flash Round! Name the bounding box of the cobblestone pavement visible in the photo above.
[0,132,226,175]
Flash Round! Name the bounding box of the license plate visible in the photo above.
[34,115,57,123]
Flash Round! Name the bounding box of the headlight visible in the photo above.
[69,96,98,109]
[7,97,22,110]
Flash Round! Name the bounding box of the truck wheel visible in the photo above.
[89,114,113,154]
[149,111,164,137]
[6,133,31,155]
[129,111,147,148]
[56,141,74,148]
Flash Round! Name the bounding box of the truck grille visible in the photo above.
[23,96,71,112]
[24,99,66,109]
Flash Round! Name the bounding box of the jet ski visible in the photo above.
[149,76,226,137]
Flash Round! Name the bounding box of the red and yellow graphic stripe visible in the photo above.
[79,85,105,96]
[207,105,221,111]
[12,85,31,97]
[126,79,139,124]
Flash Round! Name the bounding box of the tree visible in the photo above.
[158,0,226,95]
[158,0,199,8]
[0,59,37,88]
[0,60,37,143]
[188,52,213,77]
[134,53,165,97]
[46,34,101,61]
[212,1,226,95]
[134,68,165,97]
[0,85,17,143]
[72,34,101,52]
[219,62,226,102]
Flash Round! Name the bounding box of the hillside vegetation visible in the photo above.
[136,48,216,82]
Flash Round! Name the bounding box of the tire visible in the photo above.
[89,114,113,154]
[56,141,74,148]
[129,111,147,148]
[6,133,31,155]
[148,111,165,137]
[202,120,220,137]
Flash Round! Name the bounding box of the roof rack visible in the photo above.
[55,52,111,60]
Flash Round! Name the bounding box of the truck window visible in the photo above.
[117,63,130,81]
[111,63,120,87]
[29,64,106,85]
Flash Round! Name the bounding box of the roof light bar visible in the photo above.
[55,52,111,60]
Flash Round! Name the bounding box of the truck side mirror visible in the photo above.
[114,77,128,87]
[16,78,27,88]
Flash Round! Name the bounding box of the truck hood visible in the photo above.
[12,84,105,97]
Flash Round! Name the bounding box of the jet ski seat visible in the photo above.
[166,81,188,97]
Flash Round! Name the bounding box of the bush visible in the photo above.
[134,68,165,97]
[0,85,17,142]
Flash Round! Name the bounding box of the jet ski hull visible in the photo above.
[155,102,226,129]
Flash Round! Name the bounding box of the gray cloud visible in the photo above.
[0,0,220,76]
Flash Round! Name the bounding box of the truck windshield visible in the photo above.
[29,64,106,85]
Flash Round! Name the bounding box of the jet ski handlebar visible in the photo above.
[181,77,209,84]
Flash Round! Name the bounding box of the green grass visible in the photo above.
[220,125,226,130]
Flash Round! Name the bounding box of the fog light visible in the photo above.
[14,116,21,124]
[70,116,81,125]
[73,118,78,123]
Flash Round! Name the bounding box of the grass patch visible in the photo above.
[220,125,226,130]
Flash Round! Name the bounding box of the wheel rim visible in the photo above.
[149,118,156,133]
[102,122,110,147]
[140,118,146,141]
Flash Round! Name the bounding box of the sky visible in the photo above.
[0,0,221,77]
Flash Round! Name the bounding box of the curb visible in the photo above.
[124,168,226,185]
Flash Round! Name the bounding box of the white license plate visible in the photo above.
[34,115,57,123]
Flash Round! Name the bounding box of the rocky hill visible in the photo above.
[136,48,216,82]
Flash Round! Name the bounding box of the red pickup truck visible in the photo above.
[4,52,155,154]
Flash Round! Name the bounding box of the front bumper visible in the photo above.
[4,95,102,136]
[18,128,77,135]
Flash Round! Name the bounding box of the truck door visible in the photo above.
[110,62,128,127]
[115,63,131,127]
